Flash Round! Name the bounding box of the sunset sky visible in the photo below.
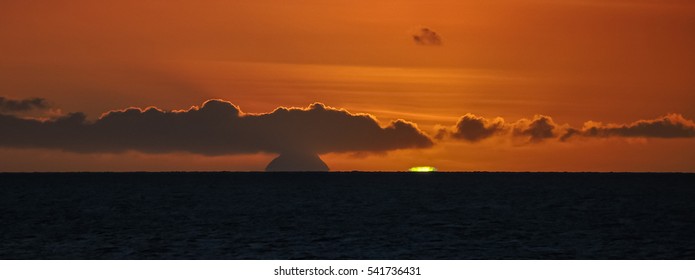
[1,0,694,171]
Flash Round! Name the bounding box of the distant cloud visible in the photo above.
[437,113,505,142]
[438,114,559,143]
[0,99,433,155]
[512,115,558,143]
[0,96,49,113]
[440,113,695,143]
[562,113,695,140]
[413,28,442,46]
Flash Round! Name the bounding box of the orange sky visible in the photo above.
[1,0,694,171]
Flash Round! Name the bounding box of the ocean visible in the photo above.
[1,172,693,259]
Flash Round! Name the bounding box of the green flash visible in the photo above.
[409,166,437,172]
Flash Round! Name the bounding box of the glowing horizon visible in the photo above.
[1,0,694,172]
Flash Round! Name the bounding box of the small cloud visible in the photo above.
[413,28,442,46]
[439,113,505,142]
[0,96,50,114]
[512,115,558,143]
[559,128,580,142]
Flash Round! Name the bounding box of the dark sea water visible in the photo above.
[1,172,694,259]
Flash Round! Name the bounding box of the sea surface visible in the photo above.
[1,172,694,259]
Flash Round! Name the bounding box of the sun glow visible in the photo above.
[409,166,437,172]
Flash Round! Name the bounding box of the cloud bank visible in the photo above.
[566,113,695,140]
[0,99,434,155]
[439,113,695,143]
[0,97,49,113]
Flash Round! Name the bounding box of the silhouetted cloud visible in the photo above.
[0,96,49,113]
[437,113,505,142]
[559,128,580,142]
[438,114,558,143]
[512,115,558,143]
[562,113,695,140]
[440,113,695,143]
[413,28,442,46]
[0,100,433,155]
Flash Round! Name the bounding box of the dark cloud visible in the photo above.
[562,114,695,140]
[438,113,505,142]
[413,28,442,46]
[559,128,580,142]
[0,96,49,113]
[0,100,434,156]
[440,113,694,143]
[438,114,558,143]
[512,115,558,143]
